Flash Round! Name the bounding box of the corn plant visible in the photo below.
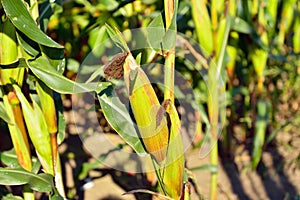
[38,0,188,198]
[0,0,96,199]
[0,0,64,199]
[191,1,232,199]
[189,0,299,198]
[96,1,185,198]
[1,0,298,199]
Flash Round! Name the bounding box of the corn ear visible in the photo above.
[123,54,169,163]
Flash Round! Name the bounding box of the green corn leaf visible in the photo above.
[28,56,97,94]
[13,85,53,174]
[0,19,18,65]
[162,103,184,199]
[97,85,147,155]
[252,100,270,170]
[147,13,165,51]
[293,11,300,53]
[38,0,63,32]
[162,0,178,50]
[16,31,40,57]
[278,0,297,45]
[0,149,41,174]
[191,0,213,54]
[216,18,227,59]
[230,17,253,34]
[266,0,278,30]
[0,58,28,69]
[0,167,54,193]
[2,0,63,49]
[162,28,177,51]
[214,15,231,80]
[50,189,65,200]
[230,16,269,51]
[2,194,23,200]
[105,24,129,52]
[0,149,22,169]
[36,80,57,134]
[54,94,66,145]
[3,94,32,171]
[53,156,65,197]
[0,102,12,124]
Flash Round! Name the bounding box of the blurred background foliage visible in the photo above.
[50,0,299,197]
[48,0,300,160]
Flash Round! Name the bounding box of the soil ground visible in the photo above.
[60,94,300,200]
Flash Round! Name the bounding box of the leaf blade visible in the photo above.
[2,0,63,49]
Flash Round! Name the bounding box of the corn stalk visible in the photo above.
[0,0,65,198]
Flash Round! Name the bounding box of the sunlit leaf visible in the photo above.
[105,24,129,52]
[191,0,213,54]
[28,56,97,94]
[2,194,23,200]
[0,167,53,192]
[2,0,63,49]
[16,32,40,57]
[97,85,146,154]
[13,85,53,174]
[147,13,165,51]
[0,149,20,168]
[162,103,184,199]
[0,149,40,173]
[0,102,12,124]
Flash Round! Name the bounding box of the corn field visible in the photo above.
[0,0,299,199]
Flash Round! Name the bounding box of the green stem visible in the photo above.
[207,82,219,200]
[164,52,175,103]
[24,185,34,200]
[209,126,218,200]
[208,13,231,200]
[163,0,176,103]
